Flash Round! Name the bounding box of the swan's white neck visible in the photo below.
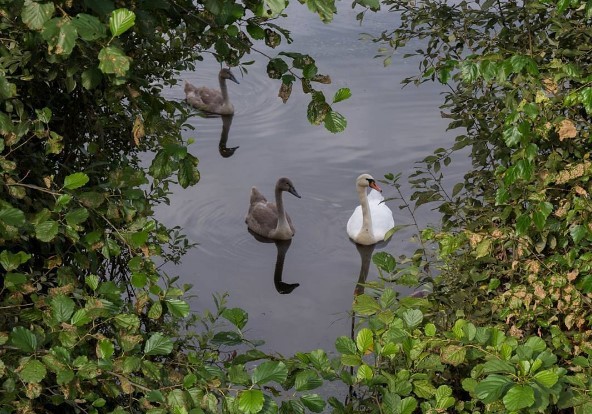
[356,185,374,244]
[271,187,292,240]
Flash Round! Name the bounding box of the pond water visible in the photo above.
[157,4,463,356]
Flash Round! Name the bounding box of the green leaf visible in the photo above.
[81,68,103,90]
[64,172,89,190]
[239,390,264,414]
[0,207,26,226]
[295,370,323,391]
[0,76,16,100]
[300,394,325,413]
[35,220,59,242]
[413,380,436,399]
[557,0,570,13]
[524,336,546,353]
[356,364,373,381]
[164,299,190,318]
[533,369,559,388]
[333,88,351,103]
[475,374,513,403]
[402,309,423,328]
[372,251,396,273]
[356,328,373,353]
[440,345,466,366]
[22,0,55,30]
[73,13,106,40]
[267,59,289,80]
[424,323,436,336]
[516,214,531,236]
[98,46,132,76]
[71,309,91,326]
[259,0,286,17]
[53,19,78,55]
[0,251,31,272]
[323,110,347,133]
[114,314,140,331]
[580,87,592,114]
[98,339,115,359]
[51,295,75,322]
[400,397,418,414]
[86,274,99,290]
[4,272,27,290]
[352,294,381,315]
[460,61,479,82]
[222,307,248,330]
[503,384,535,411]
[144,333,173,356]
[252,361,288,385]
[10,326,38,352]
[109,8,136,37]
[56,369,75,385]
[341,354,362,366]
[18,359,47,383]
[65,208,89,226]
[335,336,357,355]
[503,125,522,147]
[483,359,516,374]
[570,225,587,244]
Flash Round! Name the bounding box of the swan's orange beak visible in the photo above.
[369,181,382,193]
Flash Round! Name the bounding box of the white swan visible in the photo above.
[347,173,394,245]
[246,177,301,240]
[184,68,239,115]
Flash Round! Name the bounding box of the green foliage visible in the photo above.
[0,0,347,412]
[340,0,592,411]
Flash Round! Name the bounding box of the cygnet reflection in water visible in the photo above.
[248,229,300,294]
[184,67,240,115]
[218,115,239,158]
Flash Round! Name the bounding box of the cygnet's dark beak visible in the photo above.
[289,187,301,198]
[229,72,240,84]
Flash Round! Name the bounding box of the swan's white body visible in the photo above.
[347,174,394,245]
[185,68,239,115]
[246,178,301,240]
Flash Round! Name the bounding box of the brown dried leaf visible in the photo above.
[120,377,134,394]
[312,74,331,84]
[574,185,588,197]
[43,176,53,188]
[567,270,578,282]
[132,116,145,146]
[542,78,558,94]
[557,119,577,140]
[555,161,591,184]
[278,82,292,103]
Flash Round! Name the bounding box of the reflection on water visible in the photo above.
[248,229,300,294]
[353,242,376,296]
[218,115,239,158]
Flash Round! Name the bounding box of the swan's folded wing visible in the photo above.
[246,202,279,236]
[249,187,267,204]
[346,205,363,238]
[196,87,223,106]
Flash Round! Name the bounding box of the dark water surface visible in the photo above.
[157,5,461,355]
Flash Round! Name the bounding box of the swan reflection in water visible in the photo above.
[218,115,239,158]
[248,229,300,294]
[353,242,376,296]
